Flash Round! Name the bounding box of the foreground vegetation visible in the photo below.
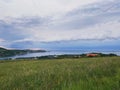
[0,57,120,90]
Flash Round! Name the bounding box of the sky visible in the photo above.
[0,0,120,50]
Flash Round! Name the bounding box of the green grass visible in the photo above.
[0,57,120,90]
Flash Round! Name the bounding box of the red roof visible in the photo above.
[87,54,98,57]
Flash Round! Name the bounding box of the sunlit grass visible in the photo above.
[0,57,120,90]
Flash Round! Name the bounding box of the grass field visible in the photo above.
[0,57,120,90]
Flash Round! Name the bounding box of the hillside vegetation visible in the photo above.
[0,57,120,90]
[0,47,46,57]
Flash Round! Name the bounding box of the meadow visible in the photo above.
[0,57,120,90]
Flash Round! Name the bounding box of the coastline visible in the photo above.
[0,52,119,60]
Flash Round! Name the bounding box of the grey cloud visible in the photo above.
[8,16,50,28]
[0,0,120,48]
[49,0,120,30]
[0,16,50,41]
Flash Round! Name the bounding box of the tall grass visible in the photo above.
[0,57,120,90]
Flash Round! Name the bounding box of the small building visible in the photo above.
[86,53,98,57]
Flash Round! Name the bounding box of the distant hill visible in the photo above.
[0,47,46,57]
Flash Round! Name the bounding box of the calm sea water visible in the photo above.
[0,50,120,60]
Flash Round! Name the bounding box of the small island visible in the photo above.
[0,47,46,58]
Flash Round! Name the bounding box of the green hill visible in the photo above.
[0,47,46,57]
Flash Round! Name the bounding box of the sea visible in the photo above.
[0,49,120,60]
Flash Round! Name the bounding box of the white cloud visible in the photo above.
[0,0,120,45]
[0,38,5,42]
[14,21,120,43]
[0,0,101,19]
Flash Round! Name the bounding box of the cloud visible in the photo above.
[13,21,120,43]
[0,38,5,42]
[0,0,120,49]
[0,0,100,18]
[49,0,120,30]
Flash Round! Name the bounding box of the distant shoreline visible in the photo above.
[0,53,118,60]
[0,47,120,60]
[0,47,46,58]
